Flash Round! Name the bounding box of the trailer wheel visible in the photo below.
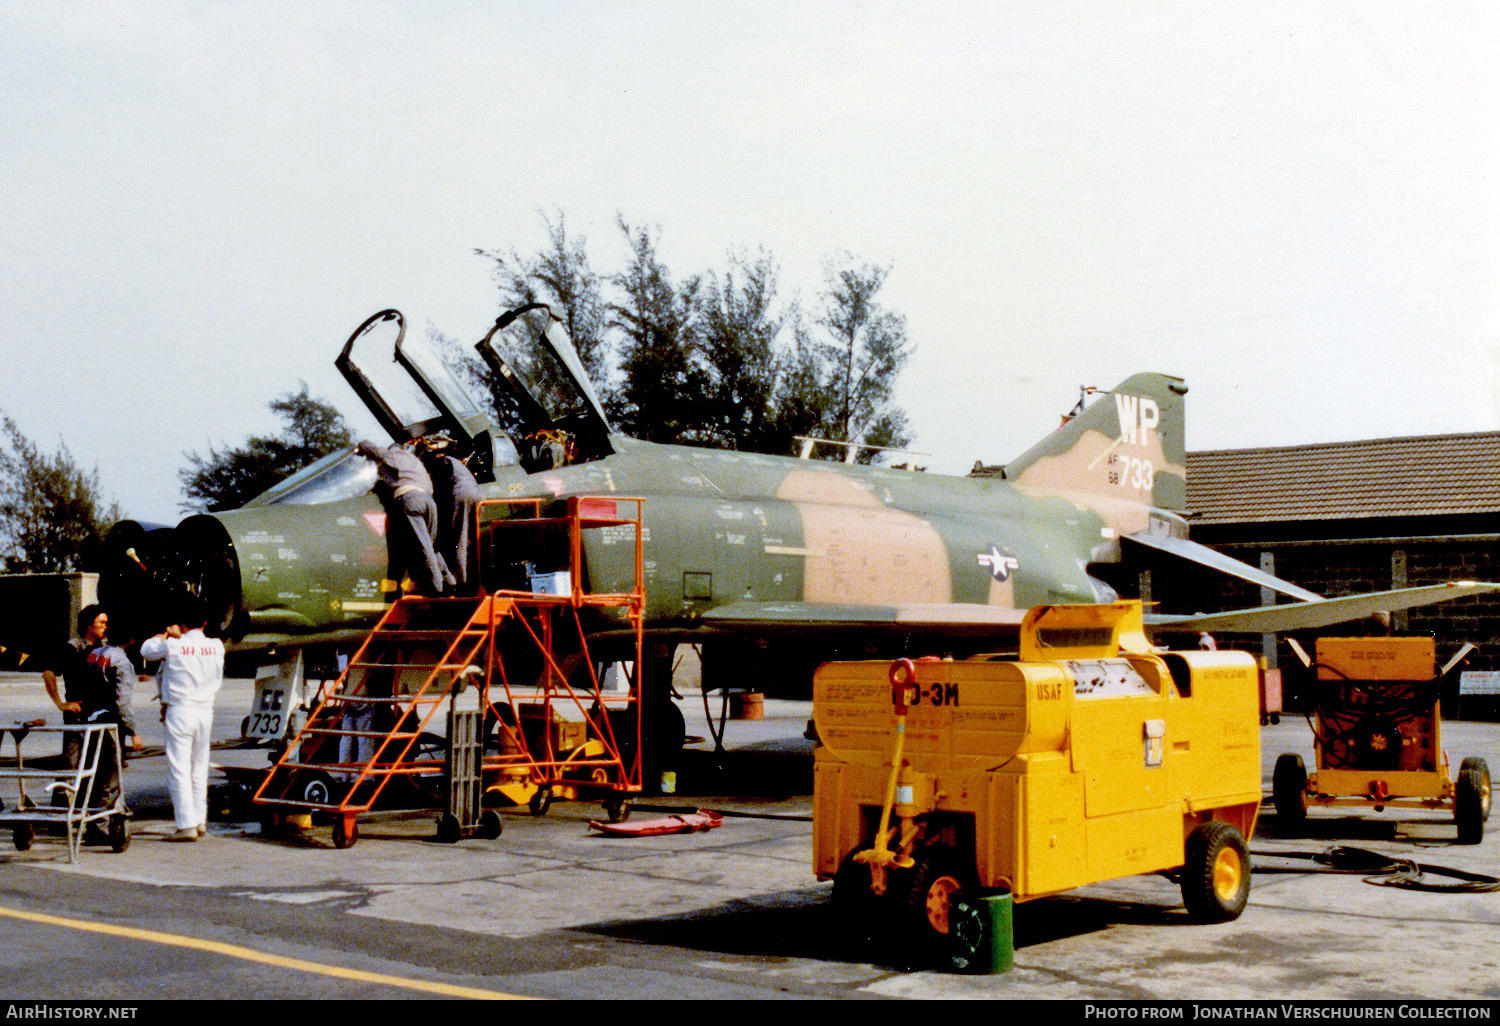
[1272,753,1308,831]
[831,853,882,950]
[435,813,461,844]
[1181,821,1250,923]
[897,850,974,962]
[13,824,34,852]
[1456,758,1490,845]
[108,814,130,853]
[477,810,503,840]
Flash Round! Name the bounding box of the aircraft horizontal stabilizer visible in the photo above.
[1146,582,1500,634]
[1124,532,1322,602]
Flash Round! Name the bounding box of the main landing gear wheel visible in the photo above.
[1456,757,1491,845]
[331,815,359,849]
[1273,753,1308,832]
[1181,821,1250,923]
[299,771,335,807]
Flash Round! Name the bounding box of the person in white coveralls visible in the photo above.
[140,598,225,843]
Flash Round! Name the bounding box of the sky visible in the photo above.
[1,2,1496,526]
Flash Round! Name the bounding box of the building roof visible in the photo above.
[1186,432,1500,525]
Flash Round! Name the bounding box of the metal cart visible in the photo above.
[0,721,130,861]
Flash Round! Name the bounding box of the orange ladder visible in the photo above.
[254,595,501,847]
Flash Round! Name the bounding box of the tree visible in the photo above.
[473,213,917,461]
[794,257,912,461]
[608,218,705,443]
[476,210,611,387]
[180,384,354,512]
[0,413,120,572]
[696,248,788,453]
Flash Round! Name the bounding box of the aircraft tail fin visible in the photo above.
[1004,373,1188,511]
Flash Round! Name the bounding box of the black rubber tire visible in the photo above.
[435,813,461,844]
[831,852,883,951]
[528,787,553,817]
[946,897,990,974]
[331,816,358,849]
[13,824,34,852]
[109,814,130,853]
[895,849,974,964]
[603,798,631,824]
[298,772,335,807]
[1180,821,1251,923]
[1272,753,1308,831]
[643,701,686,787]
[1456,757,1490,845]
[478,810,503,840]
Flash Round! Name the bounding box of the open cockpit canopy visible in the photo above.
[329,304,613,494]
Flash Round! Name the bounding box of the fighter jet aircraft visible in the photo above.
[97,304,1497,750]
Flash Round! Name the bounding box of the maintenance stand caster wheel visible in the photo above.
[331,815,359,849]
[528,786,553,817]
[12,824,34,852]
[478,810,503,840]
[435,814,462,844]
[602,798,630,824]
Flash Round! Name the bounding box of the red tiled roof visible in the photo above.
[1186,432,1500,525]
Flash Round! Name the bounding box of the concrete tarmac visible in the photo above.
[0,672,1496,1001]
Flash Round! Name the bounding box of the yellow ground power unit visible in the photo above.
[1272,636,1492,843]
[812,600,1262,970]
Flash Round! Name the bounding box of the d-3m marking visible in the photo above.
[90,302,1500,736]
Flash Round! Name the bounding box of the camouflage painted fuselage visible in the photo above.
[222,371,1188,661]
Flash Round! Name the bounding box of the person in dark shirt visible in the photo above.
[41,605,108,768]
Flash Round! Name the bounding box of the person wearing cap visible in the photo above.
[141,598,224,843]
[354,440,454,597]
[80,624,141,823]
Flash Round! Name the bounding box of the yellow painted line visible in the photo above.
[0,905,531,1000]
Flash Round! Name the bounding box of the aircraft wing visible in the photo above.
[1124,532,1322,602]
[699,600,1028,634]
[1145,582,1500,634]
